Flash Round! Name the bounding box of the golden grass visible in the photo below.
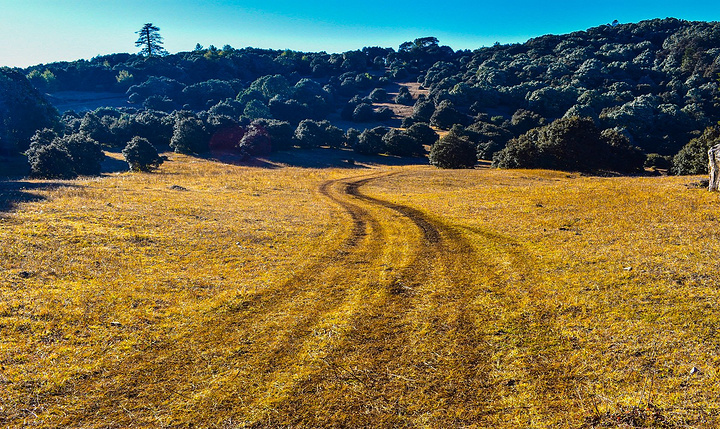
[1,152,719,427]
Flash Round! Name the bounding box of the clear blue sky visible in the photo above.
[1,0,719,68]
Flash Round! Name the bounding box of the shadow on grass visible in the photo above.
[100,152,131,174]
[0,180,81,214]
[203,148,428,169]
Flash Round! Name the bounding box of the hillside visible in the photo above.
[1,153,719,426]
[20,18,720,152]
[2,18,720,178]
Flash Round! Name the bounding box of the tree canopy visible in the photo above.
[135,23,168,58]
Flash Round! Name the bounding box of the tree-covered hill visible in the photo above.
[5,18,720,175]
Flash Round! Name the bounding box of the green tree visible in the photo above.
[672,125,720,175]
[354,127,387,155]
[493,117,645,173]
[407,122,439,147]
[170,117,209,154]
[0,67,59,154]
[122,137,164,172]
[56,133,105,176]
[135,23,168,58]
[27,144,76,179]
[383,129,424,157]
[429,126,477,169]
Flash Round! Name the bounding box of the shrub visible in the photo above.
[0,67,59,154]
[56,133,104,176]
[352,103,375,122]
[242,99,271,120]
[27,144,76,179]
[239,125,272,156]
[28,128,58,152]
[406,122,439,147]
[207,116,244,151]
[429,127,477,169]
[383,129,423,157]
[430,100,467,130]
[293,119,343,148]
[671,126,720,175]
[645,153,672,169]
[369,87,387,103]
[511,109,546,135]
[346,128,360,149]
[375,107,394,121]
[253,119,295,151]
[79,112,113,146]
[122,137,163,171]
[293,119,324,149]
[170,117,209,154]
[354,127,387,155]
[131,110,173,147]
[493,117,645,173]
[412,99,435,122]
[395,86,414,105]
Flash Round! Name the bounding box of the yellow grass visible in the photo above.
[1,151,719,427]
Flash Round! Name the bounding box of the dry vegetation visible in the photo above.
[1,151,720,427]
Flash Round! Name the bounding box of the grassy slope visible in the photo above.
[1,153,719,427]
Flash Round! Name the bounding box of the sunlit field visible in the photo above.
[1,151,719,427]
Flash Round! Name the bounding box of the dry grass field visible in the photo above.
[1,150,720,427]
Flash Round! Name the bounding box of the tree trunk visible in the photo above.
[708,144,720,191]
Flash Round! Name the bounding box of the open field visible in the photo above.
[1,151,720,427]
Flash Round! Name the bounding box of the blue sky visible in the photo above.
[1,0,719,68]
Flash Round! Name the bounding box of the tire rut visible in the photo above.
[265,172,500,426]
[56,173,391,424]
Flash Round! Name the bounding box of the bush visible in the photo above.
[354,127,387,155]
[28,128,58,152]
[493,117,645,173]
[27,144,76,179]
[429,128,477,169]
[671,126,720,175]
[0,68,59,154]
[430,100,467,130]
[395,86,414,105]
[352,103,375,122]
[412,99,435,122]
[369,87,387,103]
[645,153,672,169]
[207,116,245,151]
[170,117,209,154]
[406,122,439,147]
[239,125,272,156]
[375,107,394,121]
[346,128,360,149]
[122,137,163,171]
[294,119,323,149]
[253,119,295,151]
[131,110,173,147]
[56,133,104,176]
[79,112,113,146]
[383,129,423,157]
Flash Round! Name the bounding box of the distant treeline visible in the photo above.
[3,18,720,175]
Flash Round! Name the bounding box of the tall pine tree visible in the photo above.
[135,23,168,58]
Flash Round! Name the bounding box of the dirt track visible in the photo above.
[30,170,507,427]
[242,171,502,426]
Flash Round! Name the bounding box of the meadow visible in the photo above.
[1,151,719,427]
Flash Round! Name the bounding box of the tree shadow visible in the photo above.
[0,180,80,214]
[204,148,428,169]
[101,151,131,174]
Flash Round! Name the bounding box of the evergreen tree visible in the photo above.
[135,23,168,58]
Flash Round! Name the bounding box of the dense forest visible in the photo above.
[2,18,720,176]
